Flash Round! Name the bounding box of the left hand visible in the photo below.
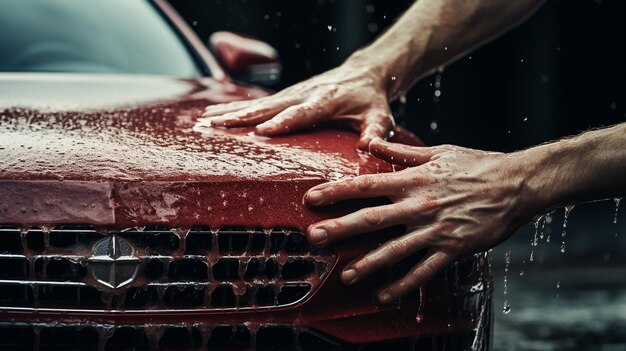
[304,138,536,304]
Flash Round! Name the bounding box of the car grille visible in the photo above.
[0,225,335,312]
[0,322,477,351]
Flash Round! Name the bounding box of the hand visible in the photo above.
[304,138,535,304]
[201,65,395,150]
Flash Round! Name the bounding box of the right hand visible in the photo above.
[201,65,395,150]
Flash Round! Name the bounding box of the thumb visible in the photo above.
[369,138,438,166]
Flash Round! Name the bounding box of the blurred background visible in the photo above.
[170,0,625,350]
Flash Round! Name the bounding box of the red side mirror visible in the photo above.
[209,31,281,86]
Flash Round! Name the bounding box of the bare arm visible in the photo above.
[304,123,626,304]
[202,0,545,149]
[348,0,545,99]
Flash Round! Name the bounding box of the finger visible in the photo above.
[341,226,433,285]
[369,138,438,166]
[376,250,454,305]
[304,173,399,207]
[356,109,394,150]
[255,102,329,136]
[306,202,416,246]
[202,100,261,117]
[209,101,294,128]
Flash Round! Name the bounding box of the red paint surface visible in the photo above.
[0,73,489,345]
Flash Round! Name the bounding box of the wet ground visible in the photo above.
[491,200,626,351]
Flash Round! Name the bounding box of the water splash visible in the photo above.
[613,197,622,225]
[502,250,511,314]
[529,216,544,262]
[560,205,575,253]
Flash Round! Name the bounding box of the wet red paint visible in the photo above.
[0,73,489,345]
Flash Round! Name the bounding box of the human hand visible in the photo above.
[201,65,394,150]
[304,138,536,304]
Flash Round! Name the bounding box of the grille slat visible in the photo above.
[0,225,335,312]
[0,323,361,351]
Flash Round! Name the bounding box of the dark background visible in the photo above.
[169,1,626,349]
[170,0,625,152]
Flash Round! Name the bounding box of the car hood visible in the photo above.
[0,73,391,228]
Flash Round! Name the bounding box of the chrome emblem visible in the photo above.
[88,235,140,289]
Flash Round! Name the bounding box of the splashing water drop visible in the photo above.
[613,197,621,224]
[502,301,511,314]
[532,216,542,247]
[519,270,524,276]
[560,205,575,254]
[503,251,511,300]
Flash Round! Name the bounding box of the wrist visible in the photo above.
[513,140,579,215]
[345,44,428,100]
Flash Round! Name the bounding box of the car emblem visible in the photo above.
[88,235,140,289]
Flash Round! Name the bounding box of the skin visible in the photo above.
[305,124,626,304]
[202,0,626,303]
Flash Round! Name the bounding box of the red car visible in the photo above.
[0,0,492,350]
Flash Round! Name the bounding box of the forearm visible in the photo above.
[517,123,626,213]
[344,0,545,99]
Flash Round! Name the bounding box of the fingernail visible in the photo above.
[256,121,277,132]
[377,292,393,305]
[309,228,327,245]
[342,269,358,285]
[306,191,323,205]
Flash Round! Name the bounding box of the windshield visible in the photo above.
[0,0,203,77]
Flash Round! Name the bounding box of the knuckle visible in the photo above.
[355,176,373,191]
[447,234,467,252]
[384,240,406,257]
[362,209,383,226]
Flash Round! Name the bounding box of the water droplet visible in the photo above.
[519,270,524,276]
[365,4,375,13]
[327,25,333,31]
[502,301,511,314]
[390,76,396,81]
[415,314,423,323]
[430,121,438,130]
[556,281,561,289]
[434,90,441,97]
[367,23,378,33]
[399,94,407,104]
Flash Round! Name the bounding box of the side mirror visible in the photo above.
[209,31,281,87]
